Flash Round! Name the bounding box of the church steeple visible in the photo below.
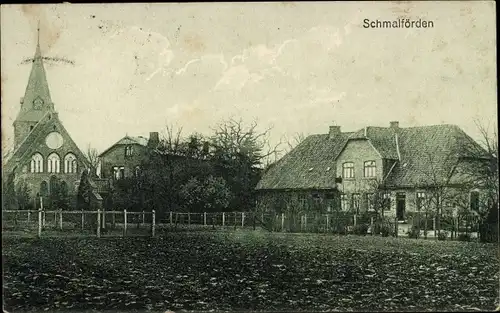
[16,22,54,123]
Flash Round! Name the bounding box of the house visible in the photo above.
[97,132,159,180]
[256,121,488,221]
[2,30,101,209]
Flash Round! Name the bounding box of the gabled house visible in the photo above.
[256,121,488,221]
[97,132,159,181]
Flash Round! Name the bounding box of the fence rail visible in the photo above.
[2,209,486,241]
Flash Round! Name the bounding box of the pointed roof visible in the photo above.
[15,25,54,123]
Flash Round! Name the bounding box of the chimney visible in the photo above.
[329,125,341,138]
[390,121,399,129]
[148,132,159,148]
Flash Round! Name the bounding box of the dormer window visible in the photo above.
[125,145,134,157]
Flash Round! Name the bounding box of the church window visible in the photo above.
[30,153,44,173]
[47,153,61,173]
[49,176,58,195]
[40,181,49,197]
[64,153,78,173]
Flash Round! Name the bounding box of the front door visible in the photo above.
[396,193,406,221]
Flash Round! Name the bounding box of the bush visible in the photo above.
[457,233,472,242]
[353,223,369,236]
[407,227,421,239]
[438,231,448,241]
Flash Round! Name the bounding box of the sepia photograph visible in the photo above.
[1,2,498,312]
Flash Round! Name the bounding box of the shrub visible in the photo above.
[457,233,471,242]
[438,231,448,241]
[407,227,421,239]
[353,223,369,236]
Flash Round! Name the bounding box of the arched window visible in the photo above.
[47,153,61,173]
[64,153,78,173]
[30,153,44,173]
[40,181,49,197]
[60,181,68,197]
[49,176,58,195]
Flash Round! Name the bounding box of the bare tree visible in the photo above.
[210,118,283,168]
[86,144,99,177]
[283,132,306,152]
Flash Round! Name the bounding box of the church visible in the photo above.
[3,30,92,209]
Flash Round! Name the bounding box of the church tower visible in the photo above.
[13,25,56,148]
[4,25,92,208]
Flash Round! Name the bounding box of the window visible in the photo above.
[47,153,61,173]
[364,160,376,178]
[298,194,307,207]
[416,192,426,211]
[352,193,360,214]
[60,181,68,197]
[470,191,480,212]
[366,193,375,211]
[341,194,349,211]
[30,153,44,173]
[64,153,78,173]
[40,181,49,197]
[342,162,354,178]
[113,166,125,180]
[49,176,58,195]
[125,146,134,157]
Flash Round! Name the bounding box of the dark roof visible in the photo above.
[256,132,352,190]
[257,124,486,190]
[385,124,484,187]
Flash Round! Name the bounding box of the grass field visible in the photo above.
[2,230,499,312]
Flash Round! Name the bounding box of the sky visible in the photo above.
[1,2,497,157]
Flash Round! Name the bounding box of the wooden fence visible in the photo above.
[2,209,481,241]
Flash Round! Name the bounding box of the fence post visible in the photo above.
[123,209,127,237]
[326,214,330,233]
[281,213,285,232]
[169,211,173,225]
[102,209,106,229]
[59,210,63,230]
[242,212,246,227]
[96,209,101,238]
[151,210,156,237]
[432,217,436,239]
[38,208,42,238]
[304,214,308,232]
[222,212,226,227]
[81,210,85,230]
[370,217,374,235]
[204,212,207,226]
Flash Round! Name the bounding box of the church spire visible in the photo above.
[16,22,54,123]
